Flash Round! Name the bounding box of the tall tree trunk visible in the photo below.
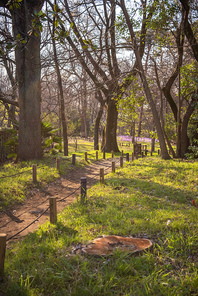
[138,105,143,137]
[11,1,44,160]
[94,102,103,150]
[181,95,197,157]
[104,99,119,152]
[51,3,68,156]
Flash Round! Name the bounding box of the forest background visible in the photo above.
[0,0,197,162]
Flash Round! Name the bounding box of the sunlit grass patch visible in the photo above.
[1,154,198,295]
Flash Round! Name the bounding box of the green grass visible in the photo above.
[0,139,114,210]
[1,155,198,295]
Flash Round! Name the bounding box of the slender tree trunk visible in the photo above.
[94,103,103,150]
[138,105,143,137]
[12,1,44,160]
[51,4,68,156]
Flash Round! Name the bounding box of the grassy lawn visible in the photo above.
[1,155,197,295]
[0,139,113,210]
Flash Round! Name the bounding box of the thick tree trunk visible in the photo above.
[94,103,103,150]
[104,99,119,152]
[12,1,44,160]
[181,96,197,157]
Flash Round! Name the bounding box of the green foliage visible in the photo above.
[41,121,62,153]
[1,157,198,295]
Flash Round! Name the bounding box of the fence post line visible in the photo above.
[49,197,57,224]
[103,151,105,159]
[85,152,88,162]
[100,168,104,183]
[111,150,114,158]
[96,151,98,161]
[120,156,123,168]
[56,158,60,170]
[0,233,6,275]
[112,161,115,173]
[32,164,37,183]
[126,153,129,162]
[72,154,76,165]
[81,177,87,203]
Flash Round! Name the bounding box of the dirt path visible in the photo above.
[0,158,119,243]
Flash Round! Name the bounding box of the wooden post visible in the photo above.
[120,156,123,168]
[72,154,76,165]
[100,168,104,183]
[81,177,87,203]
[132,152,134,161]
[141,151,144,158]
[111,150,114,158]
[85,152,88,161]
[103,151,105,159]
[96,151,98,160]
[121,150,124,157]
[56,158,60,170]
[112,161,115,173]
[126,153,129,162]
[49,197,57,224]
[145,150,147,156]
[32,164,37,183]
[0,233,6,274]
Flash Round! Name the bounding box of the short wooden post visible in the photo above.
[56,158,60,170]
[85,152,88,161]
[81,177,87,203]
[120,156,123,168]
[126,153,129,162]
[141,151,144,158]
[72,154,76,165]
[121,150,124,157]
[49,197,57,224]
[112,161,115,173]
[103,151,105,159]
[0,233,6,275]
[145,150,147,156]
[32,164,37,183]
[132,152,134,161]
[111,150,114,158]
[96,151,98,160]
[100,168,104,183]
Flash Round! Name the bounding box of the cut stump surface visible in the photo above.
[82,235,152,256]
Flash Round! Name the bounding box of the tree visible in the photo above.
[119,0,170,159]
[0,0,44,160]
